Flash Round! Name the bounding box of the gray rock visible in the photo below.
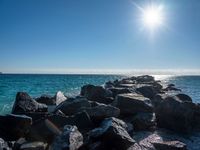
[152,140,187,150]
[80,84,113,104]
[136,84,158,99]
[20,141,48,150]
[12,92,48,114]
[136,75,155,83]
[55,91,67,105]
[176,93,192,102]
[155,96,194,133]
[108,87,132,98]
[50,125,83,150]
[112,93,153,116]
[54,97,91,115]
[0,114,32,141]
[0,138,10,150]
[89,117,135,150]
[36,95,56,105]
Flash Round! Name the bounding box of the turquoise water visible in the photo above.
[0,74,200,114]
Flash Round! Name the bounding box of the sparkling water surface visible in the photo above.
[0,74,200,114]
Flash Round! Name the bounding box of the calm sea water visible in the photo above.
[0,74,200,114]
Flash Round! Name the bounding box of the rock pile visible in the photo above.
[1,75,200,149]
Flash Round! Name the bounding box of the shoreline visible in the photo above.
[0,75,200,149]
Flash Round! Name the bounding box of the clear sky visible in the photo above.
[0,0,200,74]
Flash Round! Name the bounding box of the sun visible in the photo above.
[141,4,164,31]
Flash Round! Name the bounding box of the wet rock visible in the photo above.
[112,93,153,116]
[12,92,48,114]
[152,140,187,150]
[80,84,113,104]
[20,141,48,150]
[54,97,91,115]
[0,114,32,141]
[50,125,83,150]
[78,103,120,123]
[89,117,135,150]
[155,96,194,133]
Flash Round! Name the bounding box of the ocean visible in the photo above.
[0,74,200,114]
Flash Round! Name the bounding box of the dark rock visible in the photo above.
[176,93,192,102]
[22,112,49,123]
[0,138,10,150]
[136,84,158,99]
[89,117,135,150]
[108,87,132,98]
[20,141,48,150]
[78,103,120,123]
[36,95,56,105]
[112,93,153,116]
[0,114,32,141]
[50,125,83,150]
[155,96,194,133]
[80,84,113,104]
[54,97,91,116]
[152,140,187,150]
[151,94,167,108]
[14,138,27,150]
[129,113,156,131]
[136,75,155,83]
[12,92,48,114]
[28,112,92,142]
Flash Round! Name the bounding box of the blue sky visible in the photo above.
[0,0,200,74]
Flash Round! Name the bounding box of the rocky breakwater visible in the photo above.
[1,75,200,150]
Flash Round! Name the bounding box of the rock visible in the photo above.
[80,84,113,104]
[151,94,167,108]
[20,141,48,150]
[152,140,187,150]
[129,113,156,131]
[78,103,120,123]
[14,138,27,150]
[112,93,153,116]
[36,95,56,105]
[50,125,83,150]
[163,85,181,92]
[155,96,194,133]
[176,93,192,102]
[136,84,158,99]
[55,91,67,105]
[12,92,48,114]
[89,117,135,150]
[27,112,93,142]
[54,97,91,116]
[108,87,132,98]
[136,75,155,83]
[0,114,32,141]
[0,138,10,150]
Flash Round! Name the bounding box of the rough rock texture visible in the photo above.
[50,125,83,150]
[155,96,194,133]
[20,141,48,150]
[89,117,135,150]
[112,93,153,116]
[0,114,32,141]
[36,95,56,105]
[80,84,113,104]
[136,84,158,99]
[108,87,132,98]
[176,93,193,102]
[0,138,10,150]
[12,92,48,114]
[153,141,187,150]
[54,97,91,115]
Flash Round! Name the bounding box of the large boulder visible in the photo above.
[78,102,120,123]
[36,95,56,105]
[12,92,48,114]
[0,114,32,141]
[112,93,153,116]
[54,97,91,116]
[176,93,192,102]
[80,84,113,104]
[136,84,158,99]
[89,117,135,150]
[155,96,194,133]
[152,141,187,150]
[50,125,83,150]
[27,112,93,142]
